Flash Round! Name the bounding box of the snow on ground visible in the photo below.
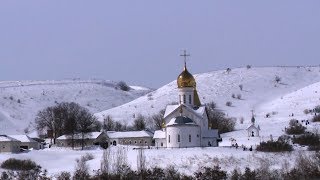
[0,80,150,134]
[0,146,313,177]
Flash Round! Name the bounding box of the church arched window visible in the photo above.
[189,95,191,104]
[189,134,191,142]
[178,134,180,142]
[168,135,170,143]
[183,95,186,104]
[179,95,181,103]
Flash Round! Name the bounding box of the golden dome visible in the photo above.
[177,66,196,88]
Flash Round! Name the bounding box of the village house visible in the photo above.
[56,132,107,148]
[0,135,21,153]
[106,130,154,147]
[8,135,43,150]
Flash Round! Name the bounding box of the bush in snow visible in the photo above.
[304,109,310,115]
[292,132,320,149]
[117,81,130,91]
[275,75,281,83]
[56,171,71,180]
[194,166,227,180]
[246,65,251,69]
[236,94,241,99]
[285,119,306,135]
[256,139,293,152]
[231,94,236,98]
[226,101,232,107]
[239,84,243,91]
[73,156,90,180]
[313,114,320,122]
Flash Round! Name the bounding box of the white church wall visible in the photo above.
[166,125,200,148]
[155,138,167,148]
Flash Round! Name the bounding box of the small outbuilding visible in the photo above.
[8,135,43,150]
[0,135,21,153]
[106,130,154,147]
[56,132,107,148]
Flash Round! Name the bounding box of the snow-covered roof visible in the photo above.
[202,129,219,138]
[106,130,153,139]
[8,135,38,143]
[57,132,103,140]
[0,135,20,142]
[164,104,206,120]
[153,130,165,139]
[246,124,259,130]
[167,116,197,126]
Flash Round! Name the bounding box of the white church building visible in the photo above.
[153,55,219,148]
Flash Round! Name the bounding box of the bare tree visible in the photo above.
[77,108,97,150]
[35,106,64,144]
[133,114,146,131]
[103,115,115,131]
[101,149,111,176]
[151,109,165,130]
[137,148,146,174]
[73,157,90,180]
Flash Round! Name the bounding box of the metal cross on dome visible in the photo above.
[180,50,190,66]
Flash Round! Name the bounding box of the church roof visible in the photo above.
[153,130,166,139]
[167,116,197,126]
[106,130,153,139]
[164,104,206,120]
[246,124,259,130]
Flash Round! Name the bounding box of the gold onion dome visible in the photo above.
[177,65,196,88]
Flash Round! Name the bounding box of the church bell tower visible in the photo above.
[177,50,201,107]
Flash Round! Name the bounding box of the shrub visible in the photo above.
[275,75,281,83]
[1,158,38,171]
[312,115,320,122]
[285,119,306,135]
[239,84,243,91]
[226,101,232,107]
[117,81,130,91]
[256,139,293,152]
[246,65,251,69]
[304,109,310,114]
[292,133,320,148]
[236,94,241,99]
[315,105,320,113]
[231,94,235,98]
[56,171,71,180]
[82,153,94,161]
[194,166,227,180]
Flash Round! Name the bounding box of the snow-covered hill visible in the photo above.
[0,80,150,134]
[96,66,320,129]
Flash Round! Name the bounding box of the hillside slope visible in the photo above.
[96,66,320,128]
[0,80,150,134]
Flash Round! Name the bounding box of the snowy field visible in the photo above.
[0,145,312,177]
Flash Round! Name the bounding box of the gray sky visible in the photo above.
[0,1,320,88]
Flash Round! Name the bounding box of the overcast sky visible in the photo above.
[0,1,319,88]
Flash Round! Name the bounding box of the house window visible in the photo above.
[161,142,163,147]
[135,141,137,144]
[139,141,142,144]
[189,95,192,104]
[197,134,199,138]
[129,141,132,144]
[178,134,180,142]
[169,135,170,143]
[145,141,147,144]
[179,95,182,104]
[189,134,191,142]
[183,95,186,103]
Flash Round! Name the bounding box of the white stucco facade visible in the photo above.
[153,62,219,148]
